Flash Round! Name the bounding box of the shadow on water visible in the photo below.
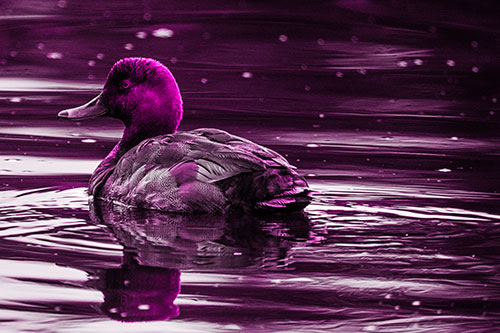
[89,200,311,322]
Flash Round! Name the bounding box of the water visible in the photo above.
[1,1,500,331]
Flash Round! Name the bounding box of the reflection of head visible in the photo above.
[100,263,181,322]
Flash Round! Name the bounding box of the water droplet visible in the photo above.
[37,43,45,50]
[397,60,408,67]
[438,168,451,173]
[492,98,497,103]
[413,59,423,65]
[120,312,128,318]
[336,71,344,78]
[81,139,96,143]
[306,143,319,148]
[317,38,325,46]
[123,43,134,51]
[450,136,459,140]
[489,111,495,116]
[233,252,242,256]
[9,97,22,103]
[136,31,147,39]
[306,173,317,177]
[472,66,479,73]
[108,308,118,313]
[96,53,104,60]
[47,52,63,59]
[88,60,96,67]
[170,57,178,64]
[123,279,130,286]
[471,40,478,48]
[241,71,253,79]
[412,300,422,306]
[319,113,325,118]
[152,28,174,38]
[446,59,456,67]
[304,85,311,91]
[200,78,208,84]
[278,34,288,42]
[137,304,150,310]
[57,0,67,8]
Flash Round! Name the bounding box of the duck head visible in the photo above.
[58,57,183,146]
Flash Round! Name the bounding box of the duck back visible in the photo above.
[90,128,310,213]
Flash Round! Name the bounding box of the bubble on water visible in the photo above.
[492,98,497,103]
[123,43,134,51]
[9,97,22,103]
[489,111,495,116]
[319,113,325,118]
[412,300,422,306]
[120,312,128,318]
[358,68,367,75]
[446,59,456,67]
[384,294,392,299]
[336,71,344,78]
[413,59,423,65]
[438,168,451,173]
[242,71,253,79]
[450,136,459,140]
[47,52,63,59]
[471,40,478,48]
[278,34,288,42]
[317,38,325,46]
[9,51,18,57]
[88,60,96,67]
[304,85,311,91]
[81,139,96,143]
[136,31,147,39]
[37,43,45,50]
[137,304,150,310]
[397,60,408,67]
[472,66,479,73]
[233,252,242,256]
[96,53,104,60]
[57,0,67,8]
[152,28,174,38]
[306,143,319,148]
[143,12,152,21]
[170,57,178,64]
[440,90,446,96]
[200,78,208,84]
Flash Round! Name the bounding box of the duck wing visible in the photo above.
[96,128,309,213]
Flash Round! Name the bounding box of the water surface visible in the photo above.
[1,1,500,332]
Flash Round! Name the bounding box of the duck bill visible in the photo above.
[57,93,108,120]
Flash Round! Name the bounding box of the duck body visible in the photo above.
[59,58,311,213]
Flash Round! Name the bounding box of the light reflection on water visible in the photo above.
[1,0,500,331]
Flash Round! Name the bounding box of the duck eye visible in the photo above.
[120,80,131,89]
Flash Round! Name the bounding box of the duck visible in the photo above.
[58,57,311,213]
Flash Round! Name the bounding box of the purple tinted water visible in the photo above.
[1,1,500,331]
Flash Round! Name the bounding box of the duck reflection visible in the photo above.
[90,201,311,321]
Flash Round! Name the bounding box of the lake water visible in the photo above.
[1,1,500,332]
